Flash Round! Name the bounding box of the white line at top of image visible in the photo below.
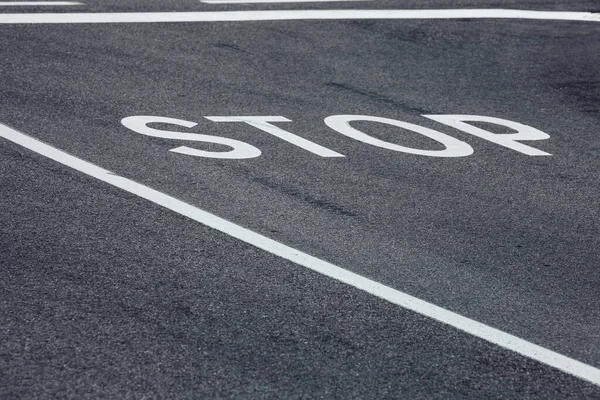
[0,1,81,5]
[0,9,598,23]
[1,122,600,387]
[202,0,370,3]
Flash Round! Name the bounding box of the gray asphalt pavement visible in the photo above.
[1,1,600,398]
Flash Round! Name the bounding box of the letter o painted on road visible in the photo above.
[324,115,474,157]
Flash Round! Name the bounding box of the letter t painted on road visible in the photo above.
[205,116,345,158]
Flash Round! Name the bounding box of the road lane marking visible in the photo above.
[1,122,599,387]
[202,0,369,3]
[0,9,598,24]
[0,1,81,5]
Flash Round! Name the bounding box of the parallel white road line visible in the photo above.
[1,122,599,387]
[0,9,598,23]
[201,0,369,3]
[0,1,81,5]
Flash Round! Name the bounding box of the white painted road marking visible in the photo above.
[1,121,599,387]
[0,1,81,5]
[202,0,369,3]
[0,9,598,24]
[205,116,345,158]
[324,114,474,158]
[121,116,262,159]
[424,115,552,156]
[122,114,551,158]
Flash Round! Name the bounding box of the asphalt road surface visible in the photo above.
[1,1,600,398]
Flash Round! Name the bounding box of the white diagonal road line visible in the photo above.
[1,122,599,387]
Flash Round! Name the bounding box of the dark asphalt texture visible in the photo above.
[1,1,600,398]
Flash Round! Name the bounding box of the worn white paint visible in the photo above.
[0,1,80,5]
[0,9,598,24]
[202,0,369,3]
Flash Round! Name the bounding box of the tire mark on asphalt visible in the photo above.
[325,82,431,114]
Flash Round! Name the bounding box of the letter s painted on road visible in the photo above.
[324,115,474,157]
[121,116,261,159]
